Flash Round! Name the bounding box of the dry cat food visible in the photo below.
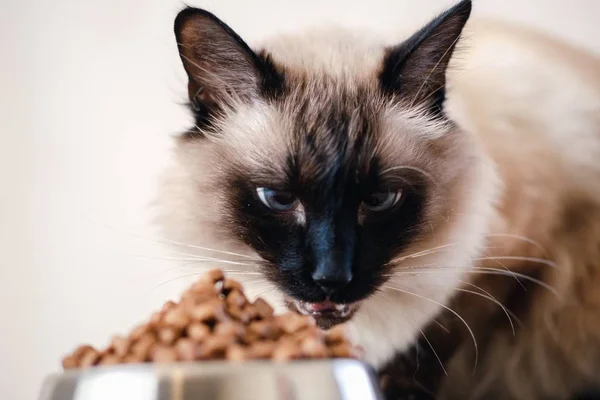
[62,269,356,369]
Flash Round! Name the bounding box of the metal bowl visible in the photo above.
[38,360,384,400]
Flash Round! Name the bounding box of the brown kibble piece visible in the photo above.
[175,338,198,361]
[186,283,219,305]
[325,325,347,345]
[61,269,357,369]
[222,278,243,293]
[111,336,130,357]
[249,320,280,340]
[226,344,247,362]
[62,355,78,370]
[247,341,277,359]
[241,330,260,345]
[226,305,246,323]
[72,345,94,359]
[158,326,180,345]
[190,300,224,322]
[151,345,178,363]
[272,342,302,361]
[278,312,310,334]
[129,324,151,341]
[301,337,328,358]
[253,298,274,319]
[161,301,177,314]
[149,311,162,326]
[330,343,354,358]
[164,308,190,329]
[290,325,321,343]
[132,332,156,359]
[79,348,100,368]
[205,268,225,283]
[197,336,229,359]
[99,354,121,365]
[226,289,247,308]
[122,354,145,364]
[187,322,210,341]
[214,321,246,339]
[190,281,218,295]
[242,304,259,322]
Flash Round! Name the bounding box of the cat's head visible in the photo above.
[159,0,498,361]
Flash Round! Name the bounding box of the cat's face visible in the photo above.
[160,0,498,359]
[217,81,441,328]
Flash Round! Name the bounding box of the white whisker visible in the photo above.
[419,328,448,376]
[392,242,456,262]
[484,233,547,254]
[459,280,522,331]
[455,288,516,336]
[122,253,257,267]
[386,267,558,296]
[93,222,262,260]
[382,284,478,373]
[473,256,558,269]
[432,319,450,334]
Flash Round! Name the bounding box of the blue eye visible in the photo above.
[256,188,298,211]
[362,190,403,212]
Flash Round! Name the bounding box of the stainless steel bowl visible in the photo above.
[38,360,384,400]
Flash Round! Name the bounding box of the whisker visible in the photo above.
[473,256,558,269]
[484,233,548,254]
[139,263,259,282]
[382,285,478,374]
[386,267,558,296]
[391,243,456,263]
[459,280,522,330]
[152,272,210,290]
[93,222,262,260]
[253,287,278,299]
[432,319,450,334]
[483,258,526,290]
[122,253,258,267]
[454,288,516,335]
[419,328,448,376]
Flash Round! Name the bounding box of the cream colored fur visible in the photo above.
[156,18,600,399]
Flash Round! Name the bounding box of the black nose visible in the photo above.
[312,250,353,294]
[312,273,352,294]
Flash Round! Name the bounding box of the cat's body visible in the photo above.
[436,19,600,400]
[156,2,600,398]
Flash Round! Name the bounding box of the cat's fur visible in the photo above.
[156,1,600,398]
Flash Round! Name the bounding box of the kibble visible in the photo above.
[151,345,178,363]
[187,322,210,341]
[61,269,357,370]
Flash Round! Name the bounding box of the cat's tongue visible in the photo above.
[304,300,336,313]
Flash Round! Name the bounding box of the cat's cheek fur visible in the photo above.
[342,148,501,368]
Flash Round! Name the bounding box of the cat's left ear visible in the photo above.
[380,0,472,115]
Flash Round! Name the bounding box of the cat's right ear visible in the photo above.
[174,8,283,115]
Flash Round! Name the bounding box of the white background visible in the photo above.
[2,0,599,398]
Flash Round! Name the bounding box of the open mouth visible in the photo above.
[288,298,359,329]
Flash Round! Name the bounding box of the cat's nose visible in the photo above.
[312,253,353,294]
[312,273,352,294]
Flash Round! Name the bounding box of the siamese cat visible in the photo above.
[156,0,600,398]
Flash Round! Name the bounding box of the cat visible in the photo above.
[155,0,600,398]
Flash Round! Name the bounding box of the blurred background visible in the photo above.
[2,0,599,398]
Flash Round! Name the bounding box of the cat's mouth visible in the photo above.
[287,298,358,329]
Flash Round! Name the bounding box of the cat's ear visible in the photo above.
[174,7,283,113]
[380,0,471,115]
